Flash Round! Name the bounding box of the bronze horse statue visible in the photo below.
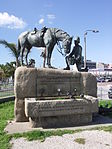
[18,28,72,68]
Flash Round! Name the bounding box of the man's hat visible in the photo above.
[74,36,80,43]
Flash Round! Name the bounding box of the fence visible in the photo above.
[97,86,110,100]
[0,82,14,98]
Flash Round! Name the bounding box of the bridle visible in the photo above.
[56,41,66,57]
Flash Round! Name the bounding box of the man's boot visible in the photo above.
[63,66,70,70]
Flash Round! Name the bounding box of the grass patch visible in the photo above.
[99,100,112,118]
[99,100,112,108]
[74,137,85,144]
[89,125,112,132]
[11,129,80,142]
[0,101,14,149]
[9,125,112,143]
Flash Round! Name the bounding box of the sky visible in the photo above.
[0,0,112,68]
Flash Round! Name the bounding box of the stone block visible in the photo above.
[15,98,29,122]
[81,72,97,97]
[30,114,92,128]
[25,96,98,128]
[14,67,97,98]
[14,67,97,123]
[14,66,37,98]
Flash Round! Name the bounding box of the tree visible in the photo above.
[0,62,16,82]
[0,40,20,67]
[0,68,4,81]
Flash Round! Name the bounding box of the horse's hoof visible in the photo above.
[48,66,56,69]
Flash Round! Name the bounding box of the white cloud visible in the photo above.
[38,18,44,24]
[47,14,55,20]
[0,12,26,29]
[38,14,55,25]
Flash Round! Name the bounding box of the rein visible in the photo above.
[56,41,66,57]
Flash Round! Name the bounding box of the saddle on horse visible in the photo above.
[31,26,47,38]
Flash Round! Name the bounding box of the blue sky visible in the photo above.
[0,0,112,68]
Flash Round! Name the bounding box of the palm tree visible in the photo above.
[0,62,16,82]
[0,40,20,67]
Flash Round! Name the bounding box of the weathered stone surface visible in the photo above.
[37,68,82,97]
[84,95,98,113]
[25,98,98,117]
[14,67,97,98]
[25,96,98,128]
[29,114,92,128]
[14,67,97,122]
[81,72,97,97]
[15,98,29,122]
[14,66,37,98]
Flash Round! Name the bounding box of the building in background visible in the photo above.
[88,62,112,76]
[108,64,112,69]
[82,59,96,69]
[81,59,112,76]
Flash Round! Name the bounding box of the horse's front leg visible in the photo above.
[21,47,25,65]
[46,47,55,68]
[25,53,28,66]
[46,47,51,68]
[47,56,51,68]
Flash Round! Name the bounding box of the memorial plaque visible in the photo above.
[36,69,82,97]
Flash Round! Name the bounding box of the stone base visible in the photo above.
[14,67,97,122]
[15,98,29,122]
[29,114,92,128]
[25,96,98,128]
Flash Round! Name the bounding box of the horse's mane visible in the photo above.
[53,28,70,39]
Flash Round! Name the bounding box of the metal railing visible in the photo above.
[0,82,14,98]
[97,86,109,100]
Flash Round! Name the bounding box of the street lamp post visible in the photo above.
[84,30,99,69]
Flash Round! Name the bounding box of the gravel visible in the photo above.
[10,130,112,149]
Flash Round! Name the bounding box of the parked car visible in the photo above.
[108,87,112,98]
[105,77,112,82]
[96,77,105,82]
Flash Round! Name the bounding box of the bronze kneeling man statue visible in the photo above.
[64,36,82,71]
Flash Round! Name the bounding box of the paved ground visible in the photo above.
[10,130,112,149]
[5,114,112,134]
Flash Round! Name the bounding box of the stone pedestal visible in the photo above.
[25,96,98,128]
[14,98,29,122]
[14,67,97,122]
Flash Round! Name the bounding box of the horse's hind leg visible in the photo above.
[25,49,30,66]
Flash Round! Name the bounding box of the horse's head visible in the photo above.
[63,37,72,55]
